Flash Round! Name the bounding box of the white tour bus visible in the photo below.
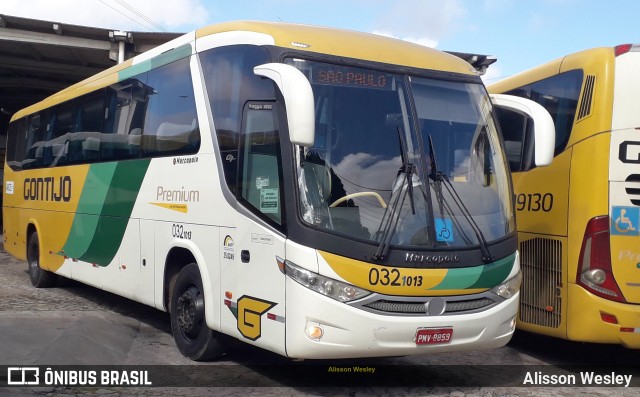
[3,21,554,360]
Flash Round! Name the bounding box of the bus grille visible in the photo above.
[519,238,563,328]
[361,297,497,316]
[577,74,596,120]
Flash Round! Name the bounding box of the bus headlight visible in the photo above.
[284,260,371,302]
[490,271,522,299]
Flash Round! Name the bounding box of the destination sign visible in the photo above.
[311,65,393,90]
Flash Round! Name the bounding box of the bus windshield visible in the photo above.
[288,59,514,251]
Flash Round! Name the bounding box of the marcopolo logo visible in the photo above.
[173,156,198,165]
[405,252,460,264]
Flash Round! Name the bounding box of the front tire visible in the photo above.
[170,263,223,361]
[27,231,57,288]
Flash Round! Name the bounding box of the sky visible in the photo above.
[2,0,640,83]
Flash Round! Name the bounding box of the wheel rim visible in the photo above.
[176,285,205,340]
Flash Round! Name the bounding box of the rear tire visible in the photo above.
[27,231,57,288]
[170,263,223,361]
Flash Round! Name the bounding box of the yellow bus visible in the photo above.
[3,21,554,360]
[489,44,640,348]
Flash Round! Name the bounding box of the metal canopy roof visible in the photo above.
[0,14,497,134]
[0,14,180,132]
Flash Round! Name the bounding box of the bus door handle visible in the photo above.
[241,250,250,263]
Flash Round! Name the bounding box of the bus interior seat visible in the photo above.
[82,137,100,161]
[128,128,142,155]
[32,144,45,167]
[50,142,68,166]
[302,161,371,238]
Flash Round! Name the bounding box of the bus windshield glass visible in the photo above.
[287,58,514,250]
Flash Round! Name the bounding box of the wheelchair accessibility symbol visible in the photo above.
[611,207,640,235]
[435,218,454,242]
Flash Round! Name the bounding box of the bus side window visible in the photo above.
[142,57,200,157]
[199,45,274,195]
[47,103,75,167]
[504,70,583,157]
[103,78,147,161]
[6,118,26,170]
[70,90,105,163]
[23,111,48,169]
[494,107,535,172]
[239,102,283,226]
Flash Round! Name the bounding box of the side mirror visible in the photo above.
[490,94,555,166]
[254,63,315,147]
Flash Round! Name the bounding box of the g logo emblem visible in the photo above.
[237,296,276,341]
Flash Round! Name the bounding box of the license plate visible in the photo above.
[415,327,453,345]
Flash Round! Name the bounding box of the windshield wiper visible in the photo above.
[373,118,419,261]
[427,134,494,263]
[399,127,417,216]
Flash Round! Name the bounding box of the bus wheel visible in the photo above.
[170,263,223,361]
[27,231,57,288]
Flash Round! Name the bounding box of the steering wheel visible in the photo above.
[330,192,388,208]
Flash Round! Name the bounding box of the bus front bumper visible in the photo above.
[284,279,518,359]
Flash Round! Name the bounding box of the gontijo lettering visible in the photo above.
[24,176,71,202]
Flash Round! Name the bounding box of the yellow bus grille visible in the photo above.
[519,238,562,328]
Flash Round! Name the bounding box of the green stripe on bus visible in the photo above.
[81,159,151,266]
[433,253,515,290]
[469,253,515,289]
[432,264,483,290]
[62,159,151,266]
[61,163,118,259]
[119,44,192,81]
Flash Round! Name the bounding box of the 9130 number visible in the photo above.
[515,193,553,212]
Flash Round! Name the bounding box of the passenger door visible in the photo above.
[224,101,287,355]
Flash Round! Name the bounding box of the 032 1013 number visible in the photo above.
[368,268,423,287]
[516,193,553,212]
[172,224,192,240]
